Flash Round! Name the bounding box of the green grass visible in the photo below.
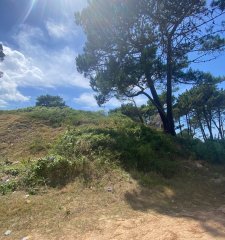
[1,107,225,193]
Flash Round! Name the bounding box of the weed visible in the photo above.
[29,136,51,154]
[0,180,18,195]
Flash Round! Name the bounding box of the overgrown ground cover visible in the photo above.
[0,107,225,239]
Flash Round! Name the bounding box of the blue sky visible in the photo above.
[0,0,225,110]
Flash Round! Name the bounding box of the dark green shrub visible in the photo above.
[136,143,178,178]
[177,136,225,164]
[53,118,179,178]
[193,140,225,164]
[24,155,91,187]
[25,107,106,128]
[0,180,18,195]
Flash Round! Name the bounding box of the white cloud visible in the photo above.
[0,99,8,108]
[74,92,122,110]
[133,95,148,106]
[74,93,98,108]
[46,20,76,39]
[0,24,90,106]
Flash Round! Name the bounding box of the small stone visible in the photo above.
[195,162,203,168]
[1,176,9,182]
[21,236,31,240]
[4,230,12,236]
[106,186,113,192]
[25,194,30,199]
[26,200,31,204]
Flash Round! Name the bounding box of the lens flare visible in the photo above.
[22,0,37,23]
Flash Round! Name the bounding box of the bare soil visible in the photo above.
[0,176,225,240]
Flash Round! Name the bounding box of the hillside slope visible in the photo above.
[0,108,225,240]
[0,113,64,162]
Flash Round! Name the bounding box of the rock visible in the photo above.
[4,230,12,236]
[21,236,31,240]
[1,176,10,182]
[25,194,30,199]
[105,186,113,192]
[195,162,203,168]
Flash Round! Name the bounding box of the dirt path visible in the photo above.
[18,207,225,240]
[1,175,225,240]
[80,209,225,240]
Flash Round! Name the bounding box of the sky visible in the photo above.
[0,0,225,110]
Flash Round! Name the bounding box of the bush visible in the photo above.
[193,140,225,164]
[53,116,179,178]
[136,143,178,178]
[0,180,18,195]
[24,155,92,187]
[177,137,225,164]
[25,107,106,128]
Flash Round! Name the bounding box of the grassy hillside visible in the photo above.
[0,107,225,239]
[0,106,225,193]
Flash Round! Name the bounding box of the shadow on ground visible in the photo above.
[124,166,225,238]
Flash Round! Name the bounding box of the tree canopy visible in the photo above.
[75,0,225,135]
[176,84,225,140]
[0,44,5,78]
[36,95,66,108]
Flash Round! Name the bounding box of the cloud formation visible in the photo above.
[0,24,89,107]
[74,92,147,110]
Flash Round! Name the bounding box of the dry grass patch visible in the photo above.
[0,113,64,162]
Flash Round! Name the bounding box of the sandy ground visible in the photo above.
[1,187,225,240]
[80,209,225,240]
[16,207,225,240]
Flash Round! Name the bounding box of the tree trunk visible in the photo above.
[166,38,176,136]
[146,75,172,134]
[203,107,213,140]
[178,118,183,136]
[197,113,207,141]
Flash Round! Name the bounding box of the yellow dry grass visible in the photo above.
[0,113,64,162]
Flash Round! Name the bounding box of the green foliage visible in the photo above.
[24,107,106,127]
[176,84,225,140]
[54,115,179,178]
[76,0,225,135]
[0,180,18,195]
[36,95,66,108]
[29,136,52,154]
[23,155,92,187]
[136,144,178,178]
[178,137,225,164]
[193,140,225,164]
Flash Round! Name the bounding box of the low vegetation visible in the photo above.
[1,107,225,196]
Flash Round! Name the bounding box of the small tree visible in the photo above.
[36,95,66,108]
